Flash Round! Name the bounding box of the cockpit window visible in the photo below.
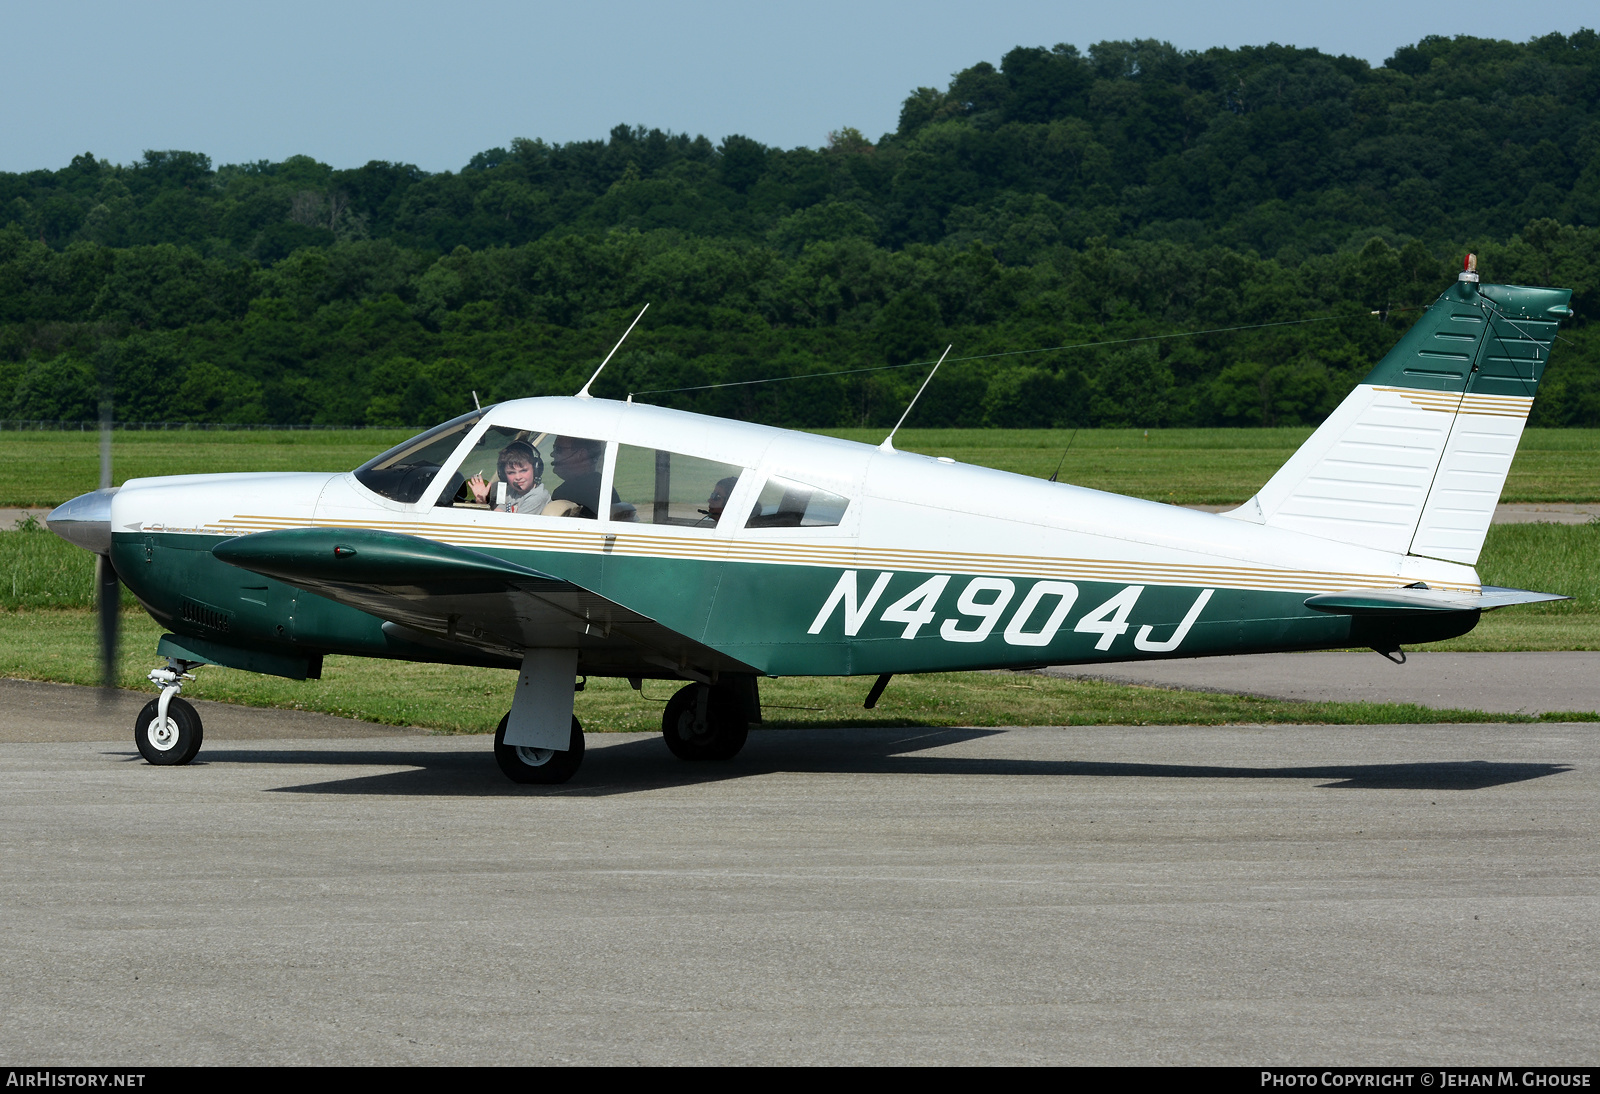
[434,427,607,519]
[744,475,849,528]
[352,411,482,503]
[613,445,745,527]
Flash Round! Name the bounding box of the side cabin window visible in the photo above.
[745,475,849,528]
[353,411,482,504]
[435,425,610,519]
[613,445,745,527]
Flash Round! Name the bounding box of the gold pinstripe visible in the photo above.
[193,514,1481,596]
[1371,386,1532,419]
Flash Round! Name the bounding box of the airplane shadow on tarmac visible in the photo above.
[167,726,1575,798]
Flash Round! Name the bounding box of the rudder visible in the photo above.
[1228,258,1573,565]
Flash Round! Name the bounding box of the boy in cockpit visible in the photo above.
[467,441,551,515]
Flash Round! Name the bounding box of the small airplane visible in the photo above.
[48,257,1574,783]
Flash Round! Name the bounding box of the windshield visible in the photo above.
[353,411,483,503]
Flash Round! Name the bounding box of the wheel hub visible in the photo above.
[145,717,179,751]
[515,745,555,767]
[678,712,714,744]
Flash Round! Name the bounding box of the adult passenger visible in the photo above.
[700,476,739,525]
[548,436,616,519]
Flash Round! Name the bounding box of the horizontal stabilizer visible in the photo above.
[1305,585,1569,616]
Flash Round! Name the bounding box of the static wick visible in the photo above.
[880,344,953,453]
[577,303,650,399]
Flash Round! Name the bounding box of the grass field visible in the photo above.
[0,518,1594,728]
[1431,521,1600,653]
[0,428,416,509]
[822,427,1600,504]
[3,425,1597,508]
[2,425,1593,729]
[8,519,1594,636]
[0,609,1557,732]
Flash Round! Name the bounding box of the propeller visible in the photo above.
[44,346,123,699]
[96,350,118,696]
[97,554,119,692]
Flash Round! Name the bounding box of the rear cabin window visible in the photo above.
[352,411,482,503]
[744,475,850,528]
[436,427,609,519]
[612,445,744,527]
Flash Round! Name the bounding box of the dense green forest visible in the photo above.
[3,30,1599,429]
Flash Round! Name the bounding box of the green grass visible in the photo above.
[4,426,1596,508]
[0,428,414,508]
[1419,521,1600,650]
[0,609,1543,731]
[1,427,1592,726]
[1475,521,1600,613]
[0,525,137,610]
[4,516,1596,642]
[4,519,1589,723]
[818,427,1600,505]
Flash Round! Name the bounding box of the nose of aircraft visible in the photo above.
[47,488,118,554]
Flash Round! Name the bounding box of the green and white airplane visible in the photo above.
[48,260,1574,783]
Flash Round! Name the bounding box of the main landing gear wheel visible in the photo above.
[494,714,585,784]
[135,697,203,766]
[662,683,748,761]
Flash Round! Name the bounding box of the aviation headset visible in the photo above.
[496,441,544,493]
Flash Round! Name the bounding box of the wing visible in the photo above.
[211,527,753,680]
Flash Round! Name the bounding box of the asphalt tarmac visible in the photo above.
[1043,651,1600,716]
[0,676,427,742]
[1,689,1594,1065]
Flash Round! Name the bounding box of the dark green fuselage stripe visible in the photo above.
[115,532,1479,676]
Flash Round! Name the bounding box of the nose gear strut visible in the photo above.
[135,657,206,766]
[148,657,202,727]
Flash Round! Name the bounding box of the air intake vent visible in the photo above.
[180,599,231,633]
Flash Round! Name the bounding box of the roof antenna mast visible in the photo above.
[879,344,952,453]
[576,303,650,399]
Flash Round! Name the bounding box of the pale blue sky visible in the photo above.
[3,0,1595,173]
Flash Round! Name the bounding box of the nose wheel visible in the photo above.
[135,696,204,765]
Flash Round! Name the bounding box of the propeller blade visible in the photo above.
[97,366,116,693]
[97,554,120,692]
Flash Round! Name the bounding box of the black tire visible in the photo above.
[135,696,203,766]
[494,713,584,784]
[662,683,749,761]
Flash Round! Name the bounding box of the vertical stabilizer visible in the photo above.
[1228,263,1572,564]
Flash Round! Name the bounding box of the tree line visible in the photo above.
[2,30,1598,428]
